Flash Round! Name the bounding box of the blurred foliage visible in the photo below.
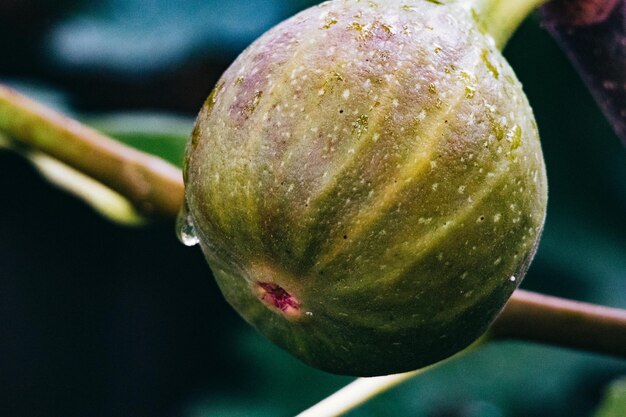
[89,113,192,167]
[594,378,626,417]
[0,1,625,417]
[44,0,319,75]
[541,0,626,144]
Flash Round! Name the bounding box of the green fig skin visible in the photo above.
[183,0,548,376]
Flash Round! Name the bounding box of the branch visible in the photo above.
[493,289,626,357]
[0,84,184,219]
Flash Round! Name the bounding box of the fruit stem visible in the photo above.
[468,0,551,49]
[0,84,184,219]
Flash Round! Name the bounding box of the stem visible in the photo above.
[470,0,551,49]
[492,289,626,357]
[0,84,184,219]
[295,370,426,417]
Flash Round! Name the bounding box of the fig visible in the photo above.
[182,0,548,376]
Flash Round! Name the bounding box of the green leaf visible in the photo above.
[595,378,626,417]
[88,113,194,168]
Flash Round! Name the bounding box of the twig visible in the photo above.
[493,289,626,357]
[295,369,426,417]
[0,84,184,219]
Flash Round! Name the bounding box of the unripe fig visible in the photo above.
[182,0,547,376]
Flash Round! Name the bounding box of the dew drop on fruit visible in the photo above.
[176,203,199,247]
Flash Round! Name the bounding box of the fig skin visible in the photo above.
[184,0,548,376]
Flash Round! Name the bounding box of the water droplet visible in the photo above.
[176,204,199,247]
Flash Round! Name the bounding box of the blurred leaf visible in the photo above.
[594,378,626,417]
[46,0,320,76]
[89,112,194,167]
[541,0,626,144]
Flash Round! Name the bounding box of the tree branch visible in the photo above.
[493,289,626,357]
[0,84,184,219]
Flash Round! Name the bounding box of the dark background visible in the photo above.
[1,1,625,416]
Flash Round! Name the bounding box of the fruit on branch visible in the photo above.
[182,0,548,376]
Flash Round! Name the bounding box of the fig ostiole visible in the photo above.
[182,0,548,376]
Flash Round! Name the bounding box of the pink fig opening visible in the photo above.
[256,282,301,318]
